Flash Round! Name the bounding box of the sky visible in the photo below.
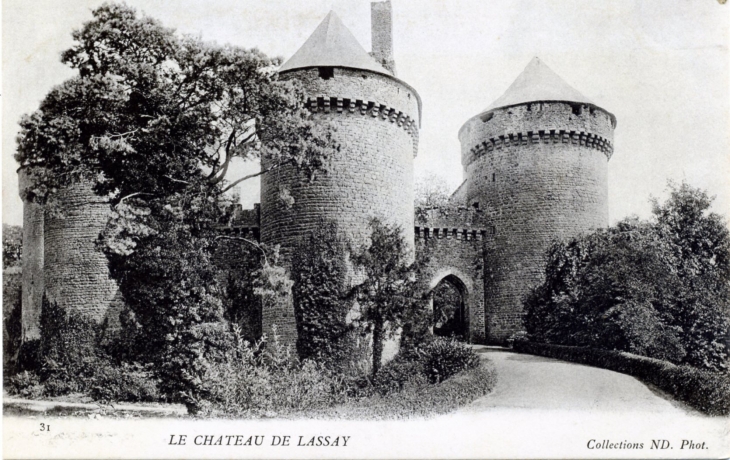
[3,0,729,227]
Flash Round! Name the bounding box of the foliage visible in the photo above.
[88,362,162,403]
[198,327,349,418]
[14,2,336,404]
[352,218,422,376]
[252,245,294,336]
[6,297,160,403]
[369,354,427,395]
[415,174,451,208]
[16,2,336,208]
[524,182,730,371]
[292,220,352,367]
[514,340,730,416]
[3,269,23,373]
[7,371,44,399]
[420,337,480,383]
[220,239,262,343]
[202,324,495,420]
[414,174,454,223]
[651,182,730,369]
[316,359,496,420]
[102,205,228,406]
[3,224,22,269]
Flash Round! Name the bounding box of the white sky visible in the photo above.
[3,0,729,227]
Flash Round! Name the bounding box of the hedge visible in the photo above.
[513,340,730,416]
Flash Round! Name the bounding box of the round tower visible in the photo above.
[458,57,616,343]
[260,7,421,342]
[42,180,120,323]
[18,168,44,341]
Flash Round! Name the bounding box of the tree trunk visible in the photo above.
[372,319,384,377]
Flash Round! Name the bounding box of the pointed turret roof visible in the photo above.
[279,11,389,74]
[481,57,615,123]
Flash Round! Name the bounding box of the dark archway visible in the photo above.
[431,274,468,340]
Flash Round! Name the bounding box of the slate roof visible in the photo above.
[481,57,615,124]
[279,11,389,75]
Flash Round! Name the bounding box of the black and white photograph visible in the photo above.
[2,0,729,458]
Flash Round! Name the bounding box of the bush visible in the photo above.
[7,371,44,399]
[316,359,497,420]
[6,297,161,404]
[420,337,480,383]
[198,327,349,418]
[370,355,427,395]
[524,183,730,371]
[88,362,161,403]
[514,340,730,416]
[200,328,489,419]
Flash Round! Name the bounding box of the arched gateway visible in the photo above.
[416,207,488,343]
[429,273,469,340]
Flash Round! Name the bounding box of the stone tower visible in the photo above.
[18,173,120,337]
[260,4,421,342]
[18,169,44,341]
[458,57,616,343]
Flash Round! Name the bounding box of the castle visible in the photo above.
[17,1,615,346]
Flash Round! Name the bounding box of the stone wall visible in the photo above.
[43,181,120,324]
[18,169,44,341]
[260,67,420,345]
[415,228,486,343]
[461,102,614,343]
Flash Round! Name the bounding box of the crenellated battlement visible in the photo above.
[415,205,491,243]
[219,203,261,241]
[416,205,490,227]
[307,96,419,156]
[415,226,489,242]
[464,128,613,166]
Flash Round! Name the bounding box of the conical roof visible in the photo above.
[279,11,389,74]
[482,57,614,124]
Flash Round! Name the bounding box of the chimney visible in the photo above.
[371,1,396,76]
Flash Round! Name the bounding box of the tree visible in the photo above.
[414,174,452,223]
[524,218,685,362]
[414,173,451,209]
[651,182,730,369]
[291,220,351,367]
[14,3,337,404]
[524,182,730,371]
[220,241,263,344]
[352,218,422,376]
[3,224,22,269]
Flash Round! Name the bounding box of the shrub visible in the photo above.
[199,327,349,418]
[316,359,497,420]
[3,224,22,269]
[6,297,161,404]
[3,270,22,373]
[514,340,730,416]
[420,337,480,383]
[525,183,730,371]
[370,354,427,395]
[7,371,44,399]
[88,362,160,403]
